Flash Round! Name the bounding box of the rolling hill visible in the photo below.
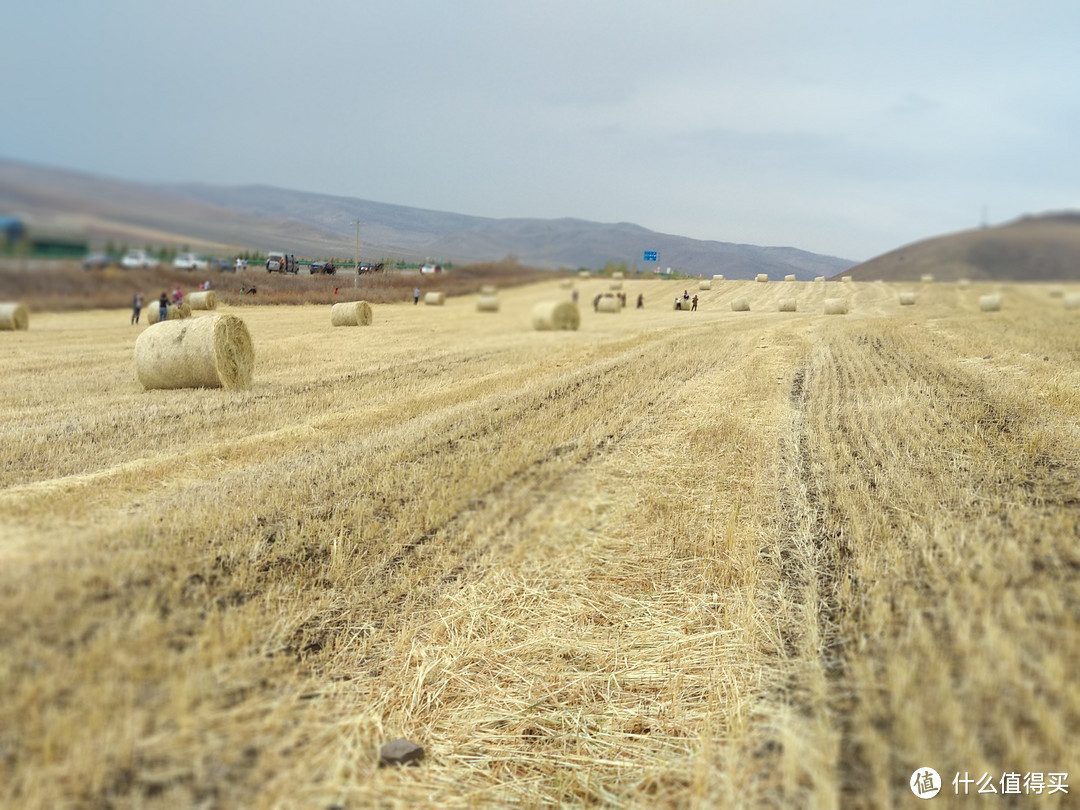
[0,159,855,278]
[847,212,1080,282]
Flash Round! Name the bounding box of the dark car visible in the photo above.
[208,258,235,272]
[81,252,113,270]
[356,261,384,274]
[310,261,336,275]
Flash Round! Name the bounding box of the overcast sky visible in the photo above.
[3,1,1078,260]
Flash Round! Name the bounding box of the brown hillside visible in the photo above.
[848,212,1080,282]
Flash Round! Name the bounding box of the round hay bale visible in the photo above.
[979,294,1001,312]
[778,298,797,312]
[612,272,624,280]
[558,279,574,289]
[135,314,254,390]
[424,292,446,306]
[1048,285,1065,298]
[187,291,217,311]
[476,295,500,312]
[698,280,712,290]
[755,274,768,283]
[578,270,591,279]
[1064,293,1080,310]
[0,302,29,331]
[331,301,373,326]
[731,298,750,312]
[145,303,190,324]
[899,291,916,306]
[531,300,580,331]
[823,298,848,315]
[957,278,972,288]
[597,296,621,313]
[712,274,725,281]
[814,276,826,282]
[784,274,797,282]
[480,284,498,295]
[609,281,623,291]
[841,276,853,283]
[921,273,935,283]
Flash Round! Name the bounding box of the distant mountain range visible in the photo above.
[0,159,855,279]
[848,212,1080,282]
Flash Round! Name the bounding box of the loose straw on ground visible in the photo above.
[0,302,29,330]
[331,301,373,326]
[531,301,580,330]
[135,314,254,390]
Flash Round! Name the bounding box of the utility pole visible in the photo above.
[354,221,360,288]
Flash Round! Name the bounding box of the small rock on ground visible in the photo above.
[379,738,425,767]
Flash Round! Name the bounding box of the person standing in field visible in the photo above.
[158,292,168,322]
[413,287,421,305]
[637,293,644,309]
[691,295,698,311]
[131,292,143,325]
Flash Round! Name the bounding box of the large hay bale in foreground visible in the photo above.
[145,302,191,324]
[1064,293,1080,310]
[532,300,580,331]
[424,292,446,306]
[823,298,848,315]
[331,300,373,326]
[476,295,500,312]
[187,291,217,310]
[0,302,29,330]
[979,294,1001,312]
[899,291,916,306]
[597,296,622,313]
[778,298,797,312]
[698,280,711,290]
[135,314,254,390]
[784,274,797,282]
[731,298,750,312]
[755,274,768,283]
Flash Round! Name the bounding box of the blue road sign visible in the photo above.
[644,251,658,262]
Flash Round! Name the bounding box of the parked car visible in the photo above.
[266,252,298,273]
[420,263,443,275]
[208,258,235,272]
[356,261,384,274]
[81,252,113,270]
[121,249,158,269]
[173,252,209,271]
[310,261,336,275]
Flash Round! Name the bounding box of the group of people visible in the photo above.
[130,286,188,324]
[674,290,699,311]
[591,292,646,311]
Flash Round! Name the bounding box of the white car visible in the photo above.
[121,249,157,269]
[173,252,209,271]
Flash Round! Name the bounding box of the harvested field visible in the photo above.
[1,278,1078,807]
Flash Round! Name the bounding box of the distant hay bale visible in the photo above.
[531,300,580,331]
[1064,293,1080,310]
[755,274,768,283]
[0,302,29,331]
[145,302,191,324]
[957,278,972,288]
[481,284,498,294]
[135,314,254,390]
[731,298,750,312]
[784,274,797,282]
[899,291,916,306]
[841,276,853,283]
[424,292,446,306]
[712,274,724,281]
[979,294,1001,312]
[578,270,591,279]
[612,272,624,280]
[698,280,711,290]
[1048,285,1065,298]
[921,273,935,283]
[597,296,622,313]
[609,281,623,290]
[814,276,826,282]
[823,298,848,315]
[778,298,797,312]
[331,300,373,326]
[187,291,217,310]
[476,295,500,312]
